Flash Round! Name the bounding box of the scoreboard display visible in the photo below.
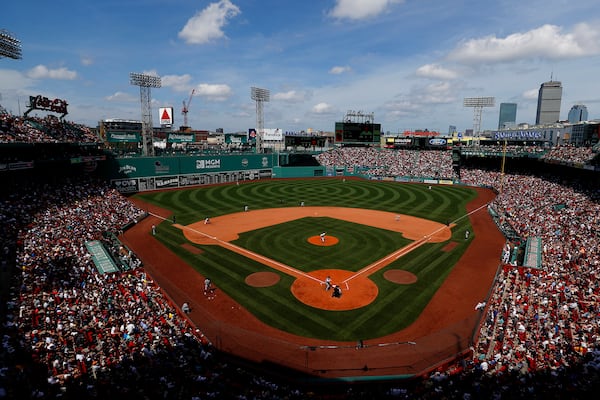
[285,135,327,148]
[335,122,381,144]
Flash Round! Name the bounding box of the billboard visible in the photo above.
[159,107,174,126]
[225,133,248,144]
[263,128,283,141]
[334,122,381,143]
[106,131,140,143]
[248,128,257,142]
[167,133,194,143]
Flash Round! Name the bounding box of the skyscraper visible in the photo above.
[567,104,588,123]
[498,103,517,129]
[535,80,562,125]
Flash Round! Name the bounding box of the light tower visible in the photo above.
[0,29,22,59]
[250,86,270,154]
[130,72,161,156]
[463,97,495,144]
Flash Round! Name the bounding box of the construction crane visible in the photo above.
[181,89,195,128]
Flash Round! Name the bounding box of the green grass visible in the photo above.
[135,179,477,341]
[234,217,412,272]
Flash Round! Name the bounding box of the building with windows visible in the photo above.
[535,80,562,125]
[567,104,589,123]
[498,103,517,129]
[570,121,600,146]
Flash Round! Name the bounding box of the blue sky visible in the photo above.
[1,0,600,134]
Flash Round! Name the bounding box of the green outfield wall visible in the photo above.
[103,154,277,193]
[103,153,461,193]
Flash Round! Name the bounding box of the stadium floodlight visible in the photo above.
[129,73,161,89]
[250,86,270,154]
[130,72,161,156]
[0,29,22,60]
[463,97,495,139]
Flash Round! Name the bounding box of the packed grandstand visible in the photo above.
[1,114,600,399]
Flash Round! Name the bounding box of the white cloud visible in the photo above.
[195,83,232,101]
[141,69,160,77]
[0,69,32,90]
[383,98,420,118]
[522,88,539,100]
[27,65,78,80]
[329,65,351,74]
[383,80,458,121]
[105,91,137,102]
[161,74,193,92]
[329,0,402,20]
[448,23,600,64]
[178,0,241,45]
[415,81,456,104]
[311,102,335,114]
[272,90,306,103]
[415,64,458,80]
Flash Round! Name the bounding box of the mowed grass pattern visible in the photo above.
[135,179,477,341]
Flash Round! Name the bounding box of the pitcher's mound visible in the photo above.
[307,235,339,246]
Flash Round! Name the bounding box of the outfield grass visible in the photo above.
[135,179,477,341]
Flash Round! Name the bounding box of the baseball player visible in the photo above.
[204,277,212,295]
[320,232,326,243]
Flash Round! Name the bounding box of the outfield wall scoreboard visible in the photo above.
[334,122,381,144]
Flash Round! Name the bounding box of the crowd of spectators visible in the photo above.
[542,144,596,164]
[0,114,100,144]
[0,177,309,399]
[434,168,600,398]
[316,147,456,179]
[316,145,598,180]
[2,144,600,398]
[317,148,600,396]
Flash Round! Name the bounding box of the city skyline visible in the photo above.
[535,80,563,125]
[1,0,600,133]
[498,103,517,130]
[568,104,589,123]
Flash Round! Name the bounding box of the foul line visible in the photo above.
[174,220,322,285]
[342,201,491,287]
[150,202,490,289]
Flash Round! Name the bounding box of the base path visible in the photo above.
[178,207,450,310]
[123,186,505,379]
[180,206,449,243]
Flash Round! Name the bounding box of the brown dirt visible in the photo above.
[307,235,339,246]
[122,184,505,379]
[384,269,418,284]
[177,207,448,311]
[245,272,280,287]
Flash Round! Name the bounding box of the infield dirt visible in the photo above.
[123,185,504,378]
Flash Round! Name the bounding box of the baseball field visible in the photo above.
[123,178,505,378]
